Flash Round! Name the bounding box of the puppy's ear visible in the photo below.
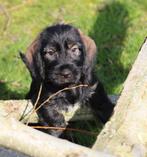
[78,30,97,83]
[78,30,97,67]
[20,35,44,80]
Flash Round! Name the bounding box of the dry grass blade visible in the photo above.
[34,84,88,113]
[26,83,43,125]
[31,125,98,136]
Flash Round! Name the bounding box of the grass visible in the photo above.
[0,0,147,146]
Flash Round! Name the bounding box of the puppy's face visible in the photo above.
[40,25,85,86]
[20,24,97,87]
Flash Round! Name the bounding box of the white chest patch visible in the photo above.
[60,102,94,124]
[60,102,81,123]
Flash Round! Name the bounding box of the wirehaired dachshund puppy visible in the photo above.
[20,24,114,137]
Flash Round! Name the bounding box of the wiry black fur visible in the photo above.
[20,24,114,137]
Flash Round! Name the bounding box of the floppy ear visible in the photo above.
[78,30,97,67]
[78,30,97,83]
[20,35,44,81]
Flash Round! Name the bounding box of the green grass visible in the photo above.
[0,0,147,146]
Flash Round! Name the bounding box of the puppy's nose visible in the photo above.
[60,69,72,79]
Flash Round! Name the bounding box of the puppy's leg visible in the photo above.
[38,105,66,137]
[90,81,115,123]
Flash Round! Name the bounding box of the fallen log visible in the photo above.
[92,38,147,157]
[0,117,115,157]
[0,95,118,123]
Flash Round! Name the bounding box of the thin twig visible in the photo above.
[19,100,30,121]
[31,126,98,136]
[34,84,88,113]
[0,5,11,35]
[7,0,33,12]
[21,84,88,123]
[26,83,43,125]
[0,0,33,37]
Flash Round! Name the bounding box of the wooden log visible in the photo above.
[0,95,118,123]
[0,117,115,157]
[92,39,147,157]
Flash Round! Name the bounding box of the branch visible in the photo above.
[0,117,115,157]
[93,38,147,156]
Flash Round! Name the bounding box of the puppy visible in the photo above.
[20,24,114,137]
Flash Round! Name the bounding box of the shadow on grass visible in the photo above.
[61,120,103,147]
[72,1,130,147]
[0,82,24,100]
[89,1,129,94]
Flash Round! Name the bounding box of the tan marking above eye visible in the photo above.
[71,44,79,50]
[67,42,77,48]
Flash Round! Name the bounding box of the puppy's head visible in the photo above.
[20,24,97,86]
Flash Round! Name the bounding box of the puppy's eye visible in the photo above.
[48,50,55,55]
[71,45,80,56]
[44,47,55,55]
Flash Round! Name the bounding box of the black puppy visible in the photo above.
[20,24,114,137]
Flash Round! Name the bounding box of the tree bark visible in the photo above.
[0,117,115,157]
[0,95,118,123]
[92,38,147,157]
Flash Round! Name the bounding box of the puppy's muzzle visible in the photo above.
[54,66,75,84]
[49,64,81,86]
[60,69,72,79]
